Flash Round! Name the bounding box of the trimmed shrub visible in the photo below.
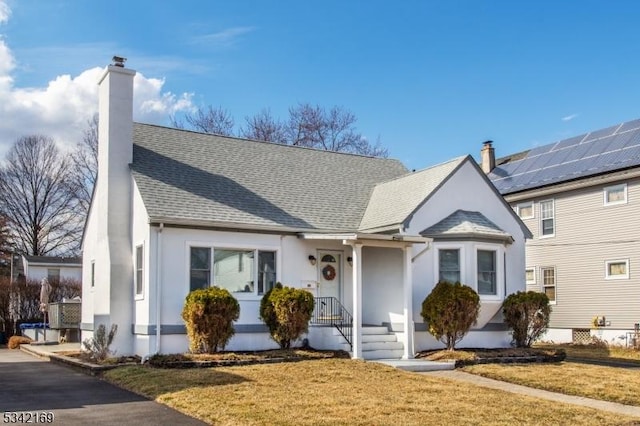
[8,335,32,349]
[421,281,480,350]
[182,287,240,353]
[83,323,118,361]
[503,291,551,348]
[260,283,315,349]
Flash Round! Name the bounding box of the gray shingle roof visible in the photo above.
[420,210,512,242]
[358,157,467,232]
[131,123,409,232]
[489,118,640,194]
[23,255,82,265]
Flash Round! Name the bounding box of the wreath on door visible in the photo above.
[322,264,336,281]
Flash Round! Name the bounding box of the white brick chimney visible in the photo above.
[480,140,495,174]
[94,58,136,354]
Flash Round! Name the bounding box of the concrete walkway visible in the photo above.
[424,370,640,418]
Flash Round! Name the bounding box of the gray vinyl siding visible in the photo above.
[511,177,640,330]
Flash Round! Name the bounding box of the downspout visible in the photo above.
[155,223,164,354]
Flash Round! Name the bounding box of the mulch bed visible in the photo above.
[416,347,566,367]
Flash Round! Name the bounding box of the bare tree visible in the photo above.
[286,103,388,157]
[71,114,99,214]
[0,135,81,256]
[240,109,288,144]
[171,105,235,136]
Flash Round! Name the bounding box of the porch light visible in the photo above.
[347,256,353,266]
[308,255,317,266]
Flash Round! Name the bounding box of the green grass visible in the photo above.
[104,359,636,425]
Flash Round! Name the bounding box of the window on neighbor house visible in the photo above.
[190,247,277,295]
[477,250,497,295]
[91,261,95,287]
[438,249,460,283]
[604,184,627,206]
[516,201,534,219]
[540,200,555,237]
[525,267,535,284]
[541,267,556,302]
[605,259,629,280]
[47,268,60,283]
[135,245,144,295]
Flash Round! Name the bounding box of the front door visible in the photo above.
[317,251,341,300]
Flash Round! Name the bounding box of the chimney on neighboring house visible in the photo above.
[480,140,495,174]
[93,56,136,354]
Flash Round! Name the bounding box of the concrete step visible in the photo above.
[362,333,397,343]
[362,348,405,360]
[339,340,404,352]
[373,359,456,372]
[330,326,391,336]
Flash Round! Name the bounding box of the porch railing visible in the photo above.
[311,297,352,349]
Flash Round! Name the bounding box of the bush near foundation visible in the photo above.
[182,287,240,353]
[503,291,551,348]
[421,281,480,351]
[260,283,315,349]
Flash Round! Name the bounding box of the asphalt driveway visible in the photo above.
[0,349,206,425]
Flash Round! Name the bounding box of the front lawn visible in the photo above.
[103,359,635,425]
[539,343,640,365]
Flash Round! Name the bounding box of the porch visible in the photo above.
[300,232,430,360]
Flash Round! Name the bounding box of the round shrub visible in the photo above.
[503,291,551,348]
[420,281,480,350]
[260,283,315,349]
[181,287,240,353]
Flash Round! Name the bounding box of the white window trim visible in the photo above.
[186,241,281,300]
[605,259,629,280]
[539,199,555,238]
[90,260,95,290]
[473,244,504,301]
[134,243,144,299]
[516,201,534,219]
[433,243,465,285]
[603,183,627,206]
[540,266,557,305]
[525,267,536,285]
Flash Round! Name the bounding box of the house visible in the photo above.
[81,59,530,360]
[21,255,82,283]
[484,119,640,345]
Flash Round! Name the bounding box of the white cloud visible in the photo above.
[0,1,10,25]
[190,26,255,48]
[0,8,194,159]
[562,113,579,122]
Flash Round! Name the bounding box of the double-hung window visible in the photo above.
[525,267,535,284]
[190,247,277,295]
[438,249,460,283]
[135,245,144,296]
[541,267,556,302]
[477,250,497,295]
[47,268,60,283]
[540,200,555,237]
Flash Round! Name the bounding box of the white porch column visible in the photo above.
[351,243,363,359]
[402,245,414,359]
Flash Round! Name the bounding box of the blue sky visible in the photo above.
[1,1,640,169]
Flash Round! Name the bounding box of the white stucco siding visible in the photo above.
[81,199,98,334]
[132,181,152,328]
[405,161,527,344]
[361,247,404,325]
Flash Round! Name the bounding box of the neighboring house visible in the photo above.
[22,255,82,283]
[485,119,640,345]
[81,60,530,360]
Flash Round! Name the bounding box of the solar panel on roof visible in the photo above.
[525,144,555,158]
[562,143,591,162]
[584,136,614,158]
[527,151,555,170]
[553,134,586,151]
[544,145,575,167]
[582,124,619,142]
[616,118,640,134]
[606,133,635,151]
